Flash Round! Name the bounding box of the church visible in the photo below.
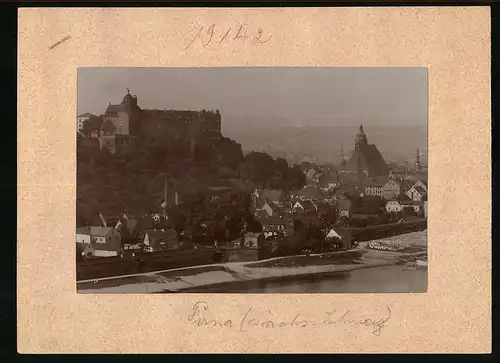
[344,125,388,178]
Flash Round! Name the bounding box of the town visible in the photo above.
[76,89,427,281]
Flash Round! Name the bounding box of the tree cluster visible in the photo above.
[239,152,306,190]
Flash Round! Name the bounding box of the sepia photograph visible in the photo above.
[76,67,428,294]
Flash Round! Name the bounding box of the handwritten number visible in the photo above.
[233,25,248,40]
[253,28,272,43]
[186,24,271,49]
[233,25,248,41]
[219,27,232,44]
[203,24,216,47]
[185,26,203,50]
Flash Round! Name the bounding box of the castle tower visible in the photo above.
[415,148,421,172]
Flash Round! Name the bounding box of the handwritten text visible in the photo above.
[185,24,272,50]
[187,301,392,336]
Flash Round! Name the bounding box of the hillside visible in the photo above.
[76,135,306,224]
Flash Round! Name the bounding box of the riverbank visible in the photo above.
[77,231,427,293]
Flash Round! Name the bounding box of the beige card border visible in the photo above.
[17,7,491,353]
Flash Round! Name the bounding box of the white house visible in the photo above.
[382,179,401,199]
[337,199,352,218]
[89,226,122,257]
[386,200,403,213]
[386,199,421,214]
[77,113,94,133]
[364,183,384,197]
[76,226,123,258]
[406,185,427,202]
[325,228,342,240]
[76,226,91,244]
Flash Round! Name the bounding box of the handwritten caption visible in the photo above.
[187,301,392,336]
[185,24,272,50]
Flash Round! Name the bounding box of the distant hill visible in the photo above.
[223,124,428,165]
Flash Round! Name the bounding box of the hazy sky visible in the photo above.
[77,67,427,129]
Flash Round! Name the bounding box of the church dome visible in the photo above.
[355,125,368,147]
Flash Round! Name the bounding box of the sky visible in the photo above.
[77,67,427,129]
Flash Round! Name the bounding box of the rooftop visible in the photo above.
[89,226,114,236]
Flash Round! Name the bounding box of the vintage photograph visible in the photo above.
[76,67,428,293]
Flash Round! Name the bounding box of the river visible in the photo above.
[185,230,428,293]
[78,231,428,294]
[244,264,427,293]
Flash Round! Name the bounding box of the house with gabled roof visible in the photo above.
[292,199,318,213]
[260,200,286,217]
[406,185,427,202]
[382,178,412,199]
[143,228,179,251]
[382,179,401,199]
[77,226,122,258]
[411,179,428,192]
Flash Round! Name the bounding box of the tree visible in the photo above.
[227,214,245,240]
[81,116,103,137]
[320,208,338,228]
[293,219,305,233]
[363,196,386,214]
[286,166,306,190]
[244,151,275,186]
[242,211,262,233]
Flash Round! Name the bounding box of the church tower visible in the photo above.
[355,124,368,149]
[344,124,388,178]
[415,148,422,172]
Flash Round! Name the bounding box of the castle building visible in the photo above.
[90,90,222,155]
[344,125,388,178]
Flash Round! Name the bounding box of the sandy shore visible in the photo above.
[78,231,427,293]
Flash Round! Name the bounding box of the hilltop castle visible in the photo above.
[81,90,222,154]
